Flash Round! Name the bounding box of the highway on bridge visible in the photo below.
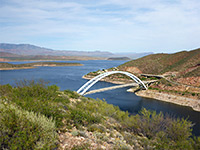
[84,80,157,95]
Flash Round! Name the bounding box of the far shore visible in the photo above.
[0,67,35,70]
[0,57,131,63]
[82,75,200,112]
[0,57,107,62]
[0,62,83,70]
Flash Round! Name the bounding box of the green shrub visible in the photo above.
[134,108,193,141]
[129,108,196,149]
[135,108,166,138]
[69,107,101,126]
[0,81,70,128]
[13,80,59,101]
[71,143,91,150]
[0,81,199,150]
[0,102,58,150]
[192,136,200,150]
[83,99,129,122]
[64,90,80,99]
[88,124,106,133]
[0,84,13,97]
[166,117,193,141]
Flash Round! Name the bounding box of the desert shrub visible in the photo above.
[0,102,58,150]
[192,93,196,96]
[0,84,13,97]
[88,124,106,133]
[136,108,166,138]
[134,108,193,140]
[192,136,200,150]
[13,80,59,101]
[71,143,91,150]
[153,131,195,150]
[166,117,193,141]
[66,98,130,127]
[69,107,101,126]
[64,89,80,99]
[1,80,69,128]
[1,80,199,149]
[77,99,129,122]
[95,99,129,122]
[130,108,196,149]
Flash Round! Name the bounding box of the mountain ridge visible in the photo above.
[0,43,152,58]
[118,48,200,78]
[0,43,113,57]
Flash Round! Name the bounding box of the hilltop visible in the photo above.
[118,48,200,78]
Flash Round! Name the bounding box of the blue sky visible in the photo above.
[0,0,200,53]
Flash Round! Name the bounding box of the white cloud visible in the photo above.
[0,0,200,52]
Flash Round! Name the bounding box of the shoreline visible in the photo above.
[0,63,83,71]
[0,58,107,62]
[83,75,200,112]
[133,89,200,112]
[0,67,35,70]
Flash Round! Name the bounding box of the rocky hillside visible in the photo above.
[118,48,200,78]
[0,81,199,149]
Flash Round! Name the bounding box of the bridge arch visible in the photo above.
[77,71,147,95]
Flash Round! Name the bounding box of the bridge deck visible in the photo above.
[84,80,157,95]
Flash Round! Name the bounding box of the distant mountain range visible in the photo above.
[0,43,113,57]
[0,43,152,59]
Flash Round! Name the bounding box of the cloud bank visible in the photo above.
[0,0,200,52]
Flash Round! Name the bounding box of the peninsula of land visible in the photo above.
[0,62,83,70]
[83,48,200,112]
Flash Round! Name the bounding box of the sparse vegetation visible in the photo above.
[0,102,58,149]
[118,49,200,77]
[0,80,199,149]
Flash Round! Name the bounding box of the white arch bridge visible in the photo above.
[77,71,148,95]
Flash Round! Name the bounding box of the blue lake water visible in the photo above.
[0,60,199,136]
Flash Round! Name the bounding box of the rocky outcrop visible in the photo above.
[59,127,139,150]
[123,66,142,74]
[176,77,200,87]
